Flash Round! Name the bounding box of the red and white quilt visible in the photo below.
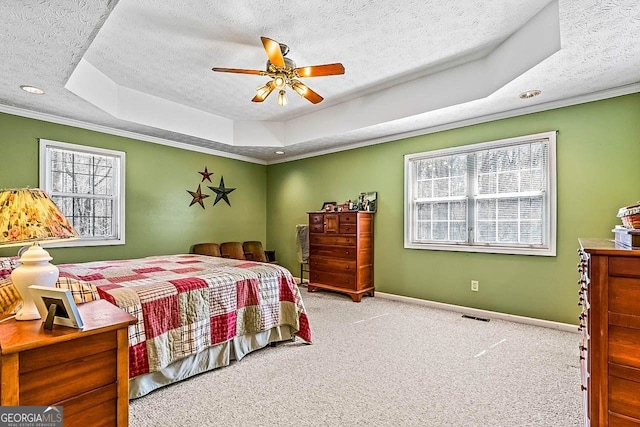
[57,254,312,379]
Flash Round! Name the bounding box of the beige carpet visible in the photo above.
[130,290,581,427]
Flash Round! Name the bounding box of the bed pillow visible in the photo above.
[0,256,19,280]
[0,277,21,317]
[55,277,100,304]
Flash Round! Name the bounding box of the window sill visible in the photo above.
[404,241,555,256]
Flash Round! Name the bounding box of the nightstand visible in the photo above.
[0,299,136,426]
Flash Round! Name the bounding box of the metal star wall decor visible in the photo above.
[208,176,235,206]
[198,166,213,182]
[187,184,210,209]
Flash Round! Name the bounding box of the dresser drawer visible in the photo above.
[310,270,356,290]
[339,224,356,234]
[309,245,356,259]
[339,213,357,225]
[310,257,357,274]
[310,234,357,246]
[310,224,324,233]
[610,257,640,278]
[309,213,324,233]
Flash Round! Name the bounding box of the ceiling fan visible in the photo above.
[212,37,345,106]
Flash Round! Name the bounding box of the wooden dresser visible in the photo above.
[308,211,374,302]
[578,239,640,427]
[0,299,136,427]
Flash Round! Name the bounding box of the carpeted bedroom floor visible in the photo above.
[129,289,582,427]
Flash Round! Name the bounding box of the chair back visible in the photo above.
[242,241,268,262]
[192,243,221,257]
[220,242,246,260]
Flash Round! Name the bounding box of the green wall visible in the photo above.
[0,112,267,264]
[266,93,640,324]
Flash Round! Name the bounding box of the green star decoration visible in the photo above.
[187,184,210,209]
[198,166,213,182]
[208,176,235,206]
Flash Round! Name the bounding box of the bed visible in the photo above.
[56,254,312,399]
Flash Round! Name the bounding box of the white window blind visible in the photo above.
[39,139,126,247]
[404,131,556,256]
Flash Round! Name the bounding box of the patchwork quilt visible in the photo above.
[57,254,312,379]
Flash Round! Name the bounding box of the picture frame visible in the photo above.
[321,201,337,212]
[359,191,377,212]
[29,285,84,328]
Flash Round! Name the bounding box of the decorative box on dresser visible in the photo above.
[578,239,640,427]
[0,299,136,427]
[308,211,374,302]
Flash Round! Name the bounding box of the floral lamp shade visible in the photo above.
[0,188,79,246]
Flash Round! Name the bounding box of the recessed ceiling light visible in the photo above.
[519,90,541,99]
[20,85,45,95]
[275,151,285,155]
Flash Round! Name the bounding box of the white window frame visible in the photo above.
[404,131,556,256]
[39,139,126,247]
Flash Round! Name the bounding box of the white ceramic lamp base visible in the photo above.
[10,244,60,320]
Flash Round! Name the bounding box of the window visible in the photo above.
[39,139,125,247]
[404,131,556,256]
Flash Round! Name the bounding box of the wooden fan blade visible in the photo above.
[261,37,285,68]
[290,80,324,104]
[295,63,345,78]
[252,81,276,102]
[212,67,264,75]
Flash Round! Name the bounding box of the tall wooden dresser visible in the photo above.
[308,211,374,302]
[578,239,640,427]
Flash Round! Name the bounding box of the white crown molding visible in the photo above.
[268,83,640,165]
[0,104,267,165]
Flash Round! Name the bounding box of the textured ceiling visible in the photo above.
[1,0,639,164]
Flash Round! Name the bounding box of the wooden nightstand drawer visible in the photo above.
[609,376,640,420]
[609,277,640,317]
[57,383,118,427]
[20,348,117,405]
[609,326,640,369]
[610,256,640,278]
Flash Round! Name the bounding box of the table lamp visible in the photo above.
[0,188,79,320]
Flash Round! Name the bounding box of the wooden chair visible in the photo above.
[242,241,277,263]
[220,242,248,260]
[191,243,221,257]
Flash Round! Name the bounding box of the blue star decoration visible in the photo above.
[208,176,235,206]
[187,184,210,209]
[198,166,214,182]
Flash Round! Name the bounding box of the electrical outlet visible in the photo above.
[471,280,479,292]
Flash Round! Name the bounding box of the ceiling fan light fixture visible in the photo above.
[256,83,272,98]
[273,75,286,90]
[277,90,287,106]
[290,80,307,97]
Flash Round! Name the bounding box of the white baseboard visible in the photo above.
[375,291,579,333]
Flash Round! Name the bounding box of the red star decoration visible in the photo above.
[187,184,210,209]
[198,167,213,182]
